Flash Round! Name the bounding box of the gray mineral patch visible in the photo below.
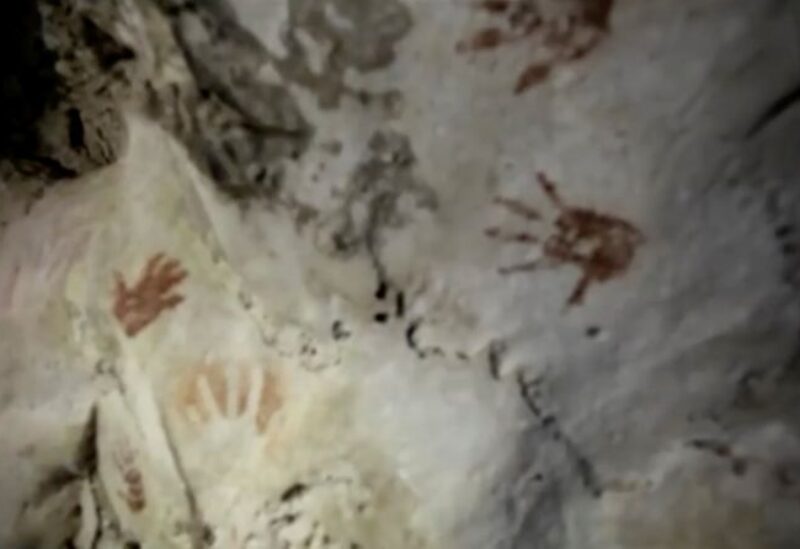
[316,129,438,282]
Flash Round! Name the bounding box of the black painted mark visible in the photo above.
[280,483,308,502]
[404,318,445,359]
[269,512,299,527]
[332,320,351,341]
[373,312,389,323]
[517,372,604,497]
[395,290,405,318]
[375,281,389,300]
[406,320,421,354]
[488,339,507,380]
[585,326,602,339]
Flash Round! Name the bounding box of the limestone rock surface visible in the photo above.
[1,1,800,548]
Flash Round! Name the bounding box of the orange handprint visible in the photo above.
[112,253,188,337]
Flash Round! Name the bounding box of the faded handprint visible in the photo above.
[457,0,615,93]
[176,363,282,453]
[112,253,187,337]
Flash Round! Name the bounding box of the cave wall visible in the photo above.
[1,1,800,548]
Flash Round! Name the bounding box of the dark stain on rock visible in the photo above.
[775,462,800,491]
[488,339,508,380]
[687,438,750,477]
[29,467,81,508]
[0,1,132,183]
[585,325,602,339]
[0,1,59,169]
[457,0,615,94]
[746,79,800,138]
[73,405,98,476]
[67,108,85,149]
[280,482,308,502]
[511,479,566,549]
[152,1,313,203]
[81,16,136,70]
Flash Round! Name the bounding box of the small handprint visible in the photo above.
[112,253,187,337]
[111,442,146,513]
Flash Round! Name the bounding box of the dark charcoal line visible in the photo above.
[560,435,604,498]
[405,319,422,356]
[517,373,603,497]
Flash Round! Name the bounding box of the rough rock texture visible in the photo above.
[0,0,139,184]
[1,0,800,548]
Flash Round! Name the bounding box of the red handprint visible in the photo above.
[112,253,188,337]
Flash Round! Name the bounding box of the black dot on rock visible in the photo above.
[374,312,389,323]
[585,326,602,338]
[732,459,748,476]
[775,224,793,239]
